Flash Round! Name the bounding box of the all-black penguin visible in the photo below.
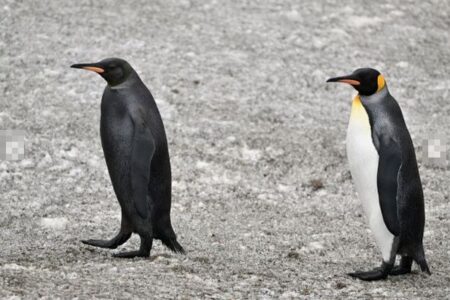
[71,58,184,258]
[327,68,430,280]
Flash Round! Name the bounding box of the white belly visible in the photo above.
[346,96,395,262]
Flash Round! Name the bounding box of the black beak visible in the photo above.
[326,74,360,86]
[70,63,105,74]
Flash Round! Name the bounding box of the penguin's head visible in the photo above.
[71,58,134,86]
[326,68,386,96]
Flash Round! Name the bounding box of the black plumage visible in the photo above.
[72,58,184,258]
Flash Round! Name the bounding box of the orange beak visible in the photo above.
[335,79,360,86]
[326,75,360,86]
[71,63,104,74]
[81,66,104,73]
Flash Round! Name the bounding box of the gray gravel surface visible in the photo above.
[1,0,450,298]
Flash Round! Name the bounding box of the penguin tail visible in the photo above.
[413,246,431,275]
[160,235,185,254]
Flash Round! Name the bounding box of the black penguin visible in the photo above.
[327,68,430,280]
[71,58,184,258]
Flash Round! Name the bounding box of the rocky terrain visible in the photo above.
[1,0,449,298]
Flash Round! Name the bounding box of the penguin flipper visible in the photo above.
[130,112,155,220]
[376,135,401,236]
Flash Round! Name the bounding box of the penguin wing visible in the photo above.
[130,109,155,219]
[376,134,402,236]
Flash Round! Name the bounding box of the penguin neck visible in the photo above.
[359,86,389,105]
[349,86,390,126]
[108,71,140,90]
[350,94,370,127]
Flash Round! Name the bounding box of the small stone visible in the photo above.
[309,179,324,191]
[287,251,300,259]
[335,282,347,289]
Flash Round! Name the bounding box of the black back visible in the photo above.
[100,71,172,219]
[361,87,425,253]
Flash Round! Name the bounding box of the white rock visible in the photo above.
[155,98,176,120]
[347,16,382,28]
[281,291,300,299]
[226,136,236,142]
[69,167,83,177]
[40,217,68,230]
[277,184,292,192]
[1,263,34,271]
[286,10,300,21]
[64,147,79,159]
[241,146,261,162]
[172,180,187,190]
[87,157,101,168]
[196,161,210,169]
[396,61,409,68]
[66,272,78,280]
[390,10,405,17]
[20,159,34,169]
[49,159,72,171]
[317,189,327,196]
[308,241,324,250]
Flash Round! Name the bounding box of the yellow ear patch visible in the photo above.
[377,75,385,92]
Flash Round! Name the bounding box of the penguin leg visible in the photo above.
[111,123,155,259]
[390,256,413,275]
[348,260,394,281]
[154,214,185,254]
[348,238,398,281]
[113,204,153,259]
[112,231,153,258]
[82,213,132,249]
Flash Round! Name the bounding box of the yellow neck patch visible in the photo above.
[350,95,371,132]
[377,75,385,92]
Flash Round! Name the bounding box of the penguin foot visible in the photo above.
[389,266,412,276]
[389,256,413,276]
[348,261,393,281]
[112,250,150,259]
[112,233,152,258]
[81,229,132,249]
[82,239,119,249]
[81,232,132,249]
[348,269,388,281]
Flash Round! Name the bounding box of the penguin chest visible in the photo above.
[346,96,379,202]
[100,104,134,188]
[346,96,395,261]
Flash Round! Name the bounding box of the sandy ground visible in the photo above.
[1,0,450,298]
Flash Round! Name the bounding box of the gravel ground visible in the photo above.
[1,0,450,298]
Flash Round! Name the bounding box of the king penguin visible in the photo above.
[327,68,430,280]
[71,58,184,258]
